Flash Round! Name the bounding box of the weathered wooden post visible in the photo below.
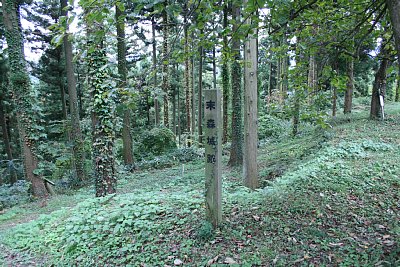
[204,89,222,227]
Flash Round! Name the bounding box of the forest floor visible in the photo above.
[0,100,399,266]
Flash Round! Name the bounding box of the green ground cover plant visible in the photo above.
[0,102,399,266]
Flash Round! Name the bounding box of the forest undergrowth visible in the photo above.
[0,102,399,266]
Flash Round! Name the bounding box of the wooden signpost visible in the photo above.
[204,89,222,227]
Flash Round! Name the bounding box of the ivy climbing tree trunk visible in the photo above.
[116,2,134,166]
[2,0,48,197]
[61,0,86,182]
[83,4,116,197]
[228,3,243,166]
[0,94,17,184]
[162,4,170,128]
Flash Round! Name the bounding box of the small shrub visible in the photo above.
[0,180,31,210]
[197,221,214,240]
[136,148,202,170]
[258,114,290,139]
[135,127,176,158]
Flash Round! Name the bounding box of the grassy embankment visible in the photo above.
[0,100,399,266]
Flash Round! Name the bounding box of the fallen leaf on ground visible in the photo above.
[207,255,219,266]
[174,259,183,265]
[224,257,237,264]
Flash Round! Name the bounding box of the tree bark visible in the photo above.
[396,72,400,102]
[344,57,354,114]
[198,32,204,145]
[191,55,196,139]
[116,3,134,165]
[0,94,17,184]
[162,5,170,128]
[243,4,258,189]
[370,52,389,120]
[386,0,400,102]
[2,0,48,197]
[184,4,191,136]
[332,58,338,117]
[61,0,86,182]
[228,3,243,166]
[222,4,229,144]
[152,17,160,126]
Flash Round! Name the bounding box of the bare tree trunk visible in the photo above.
[308,54,317,97]
[276,52,282,103]
[370,53,389,120]
[386,0,400,102]
[222,4,229,144]
[2,0,48,197]
[228,3,243,166]
[198,32,204,145]
[191,55,196,140]
[162,5,170,128]
[61,0,86,181]
[152,17,160,126]
[332,58,338,117]
[396,72,400,102]
[243,4,258,189]
[213,47,217,90]
[344,57,354,114]
[293,93,300,136]
[115,2,134,165]
[184,4,191,136]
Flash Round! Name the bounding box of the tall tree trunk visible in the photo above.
[344,57,354,114]
[198,32,203,145]
[61,0,86,182]
[228,3,243,166]
[184,4,191,136]
[332,58,338,117]
[191,56,196,139]
[116,3,134,165]
[386,0,400,102]
[370,53,389,120]
[268,61,273,97]
[281,36,288,101]
[152,17,160,126]
[292,92,300,136]
[243,4,258,189]
[84,8,116,197]
[213,47,217,90]
[308,54,317,95]
[60,82,68,120]
[396,72,400,102]
[276,52,282,103]
[222,4,229,144]
[56,46,68,121]
[177,78,181,146]
[2,0,48,197]
[162,5,170,128]
[0,95,17,184]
